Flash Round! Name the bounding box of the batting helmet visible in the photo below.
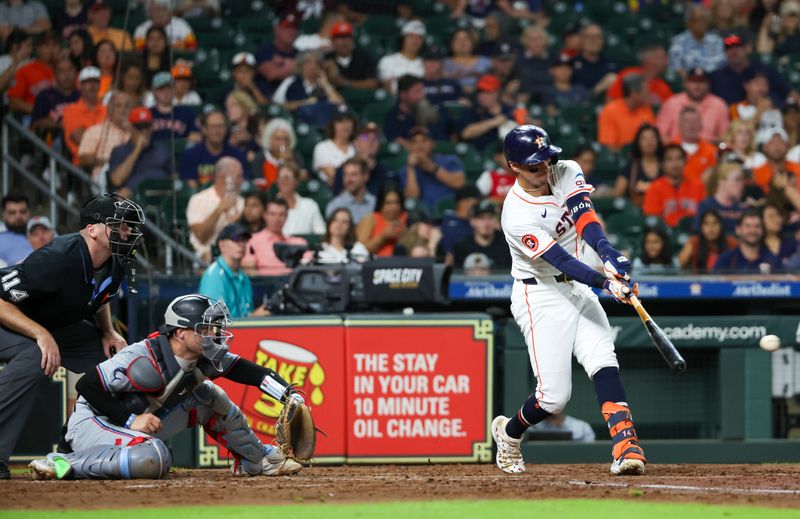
[503,124,562,166]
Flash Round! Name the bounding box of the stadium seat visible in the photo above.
[294,123,322,166]
[158,192,193,228]
[362,98,397,128]
[434,142,483,183]
[433,196,456,220]
[300,179,333,214]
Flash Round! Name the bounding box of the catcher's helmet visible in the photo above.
[164,294,233,371]
[503,124,562,166]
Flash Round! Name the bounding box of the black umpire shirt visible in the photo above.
[0,232,124,332]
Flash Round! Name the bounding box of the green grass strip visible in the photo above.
[1,499,797,518]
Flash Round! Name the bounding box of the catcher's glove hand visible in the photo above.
[276,393,316,463]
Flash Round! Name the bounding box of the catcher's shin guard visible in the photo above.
[601,402,646,465]
[62,437,171,479]
[197,382,265,474]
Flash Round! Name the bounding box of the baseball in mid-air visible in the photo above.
[759,334,781,352]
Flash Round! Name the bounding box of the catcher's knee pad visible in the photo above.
[63,437,171,480]
[193,380,235,416]
[202,401,264,468]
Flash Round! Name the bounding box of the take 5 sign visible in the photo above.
[198,314,493,465]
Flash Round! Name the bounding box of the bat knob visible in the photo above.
[673,360,687,372]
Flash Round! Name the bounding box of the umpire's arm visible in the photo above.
[0,299,60,376]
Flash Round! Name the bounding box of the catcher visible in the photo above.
[28,294,316,480]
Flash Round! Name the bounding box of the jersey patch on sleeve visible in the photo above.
[521,234,539,252]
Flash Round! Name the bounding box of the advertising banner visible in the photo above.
[344,316,494,463]
[199,318,347,466]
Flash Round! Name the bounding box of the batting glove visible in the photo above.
[601,247,632,282]
[604,279,638,304]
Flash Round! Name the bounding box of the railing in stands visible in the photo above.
[0,114,206,274]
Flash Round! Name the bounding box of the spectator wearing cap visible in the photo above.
[255,14,298,94]
[326,157,376,225]
[0,192,32,266]
[78,91,133,181]
[476,143,516,204]
[108,106,171,199]
[643,144,706,227]
[713,211,781,273]
[241,197,309,276]
[62,66,106,163]
[459,74,516,151]
[384,74,451,145]
[657,67,729,143]
[25,215,55,253]
[571,23,618,96]
[150,72,202,142]
[187,156,245,263]
[677,106,719,184]
[0,31,33,104]
[607,44,673,107]
[448,199,511,272]
[133,0,197,51]
[180,110,248,188]
[171,62,202,105]
[30,57,79,138]
[199,223,268,318]
[756,0,800,57]
[597,73,656,151]
[542,52,589,117]
[324,20,378,91]
[668,5,726,76]
[86,1,133,51]
[710,33,796,108]
[271,50,344,127]
[312,110,356,185]
[0,0,51,41]
[515,25,551,101]
[422,44,466,107]
[439,185,481,255]
[6,29,58,116]
[729,71,783,135]
[401,127,465,212]
[753,126,800,192]
[443,29,492,94]
[229,52,269,106]
[332,122,392,196]
[489,41,521,106]
[377,19,426,94]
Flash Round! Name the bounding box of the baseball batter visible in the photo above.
[493,125,646,476]
[28,294,306,480]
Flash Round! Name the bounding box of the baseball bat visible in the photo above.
[629,295,687,373]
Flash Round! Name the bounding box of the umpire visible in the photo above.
[0,193,145,478]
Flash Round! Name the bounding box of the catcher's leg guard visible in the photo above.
[195,381,265,474]
[602,402,646,475]
[61,437,171,479]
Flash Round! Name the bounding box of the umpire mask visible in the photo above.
[80,193,145,261]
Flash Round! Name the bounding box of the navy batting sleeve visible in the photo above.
[565,192,614,257]
[541,243,607,289]
[223,358,293,402]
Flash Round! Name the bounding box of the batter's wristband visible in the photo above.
[125,414,136,429]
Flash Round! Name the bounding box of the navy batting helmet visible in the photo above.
[503,125,562,166]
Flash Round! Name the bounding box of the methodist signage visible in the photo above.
[199,314,493,465]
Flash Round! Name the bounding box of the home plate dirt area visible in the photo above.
[2,464,800,510]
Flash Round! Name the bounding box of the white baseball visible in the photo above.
[759,334,781,352]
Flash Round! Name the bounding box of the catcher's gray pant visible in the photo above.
[64,381,267,479]
[0,322,105,464]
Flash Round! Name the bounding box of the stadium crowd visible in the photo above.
[3,0,800,280]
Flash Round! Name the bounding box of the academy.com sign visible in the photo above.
[662,323,767,343]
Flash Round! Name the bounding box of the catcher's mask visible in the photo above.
[164,294,233,371]
[80,193,145,260]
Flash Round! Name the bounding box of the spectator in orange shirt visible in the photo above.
[657,67,729,143]
[6,29,58,115]
[676,106,718,184]
[62,66,107,163]
[607,44,672,108]
[86,1,133,51]
[753,126,800,192]
[643,144,707,227]
[597,73,655,151]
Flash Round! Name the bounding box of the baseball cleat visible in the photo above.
[610,457,646,476]
[232,449,302,477]
[491,415,525,474]
[29,454,72,480]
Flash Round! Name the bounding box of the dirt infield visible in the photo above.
[2,464,800,510]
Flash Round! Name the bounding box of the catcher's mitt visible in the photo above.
[276,395,316,463]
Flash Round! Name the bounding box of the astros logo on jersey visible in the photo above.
[521,234,539,251]
[534,135,546,148]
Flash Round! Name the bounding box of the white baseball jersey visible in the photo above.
[501,160,594,280]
